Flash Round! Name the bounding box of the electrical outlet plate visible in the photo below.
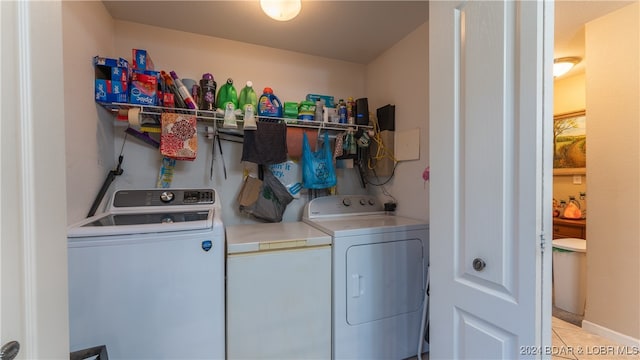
[394,128,420,161]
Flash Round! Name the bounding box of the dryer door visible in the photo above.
[346,238,424,325]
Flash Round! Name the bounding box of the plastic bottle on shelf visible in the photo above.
[216,78,239,128]
[238,81,258,112]
[346,97,356,124]
[169,71,198,109]
[258,87,283,119]
[216,78,239,110]
[315,99,324,122]
[337,99,347,124]
[239,81,258,130]
[199,73,217,111]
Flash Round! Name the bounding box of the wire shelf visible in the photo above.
[97,102,372,131]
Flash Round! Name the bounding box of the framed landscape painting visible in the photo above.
[553,110,586,175]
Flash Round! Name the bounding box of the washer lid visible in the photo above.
[226,222,331,254]
[67,209,214,237]
[552,238,586,252]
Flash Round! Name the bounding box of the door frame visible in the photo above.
[1,1,69,358]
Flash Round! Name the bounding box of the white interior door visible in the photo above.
[1,1,69,358]
[429,1,553,359]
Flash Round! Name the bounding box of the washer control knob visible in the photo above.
[160,191,175,203]
[342,198,352,206]
[359,199,367,206]
[368,199,376,206]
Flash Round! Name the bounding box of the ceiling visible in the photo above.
[102,1,429,64]
[103,0,634,75]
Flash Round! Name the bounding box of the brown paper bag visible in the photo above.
[237,176,262,207]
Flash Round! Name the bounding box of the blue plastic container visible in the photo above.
[258,87,283,118]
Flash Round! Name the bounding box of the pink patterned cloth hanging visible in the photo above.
[160,113,198,161]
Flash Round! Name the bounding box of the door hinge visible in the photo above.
[540,233,547,253]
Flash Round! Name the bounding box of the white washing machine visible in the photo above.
[67,188,225,359]
[303,195,429,360]
[225,222,332,359]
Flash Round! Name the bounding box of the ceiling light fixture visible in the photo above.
[553,57,581,77]
[260,0,301,21]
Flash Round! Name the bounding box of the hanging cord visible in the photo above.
[380,185,397,204]
[367,113,397,170]
[87,132,127,217]
[361,112,399,186]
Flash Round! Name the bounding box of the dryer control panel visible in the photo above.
[304,195,384,218]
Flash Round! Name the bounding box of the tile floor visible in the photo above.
[552,317,639,360]
[406,316,639,360]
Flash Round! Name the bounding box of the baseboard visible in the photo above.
[582,320,640,348]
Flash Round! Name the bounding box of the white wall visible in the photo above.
[365,22,429,221]
[63,1,117,224]
[111,21,369,226]
[584,1,640,341]
[554,72,586,115]
[63,3,430,227]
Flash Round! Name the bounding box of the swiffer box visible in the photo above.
[132,49,155,71]
[93,56,129,103]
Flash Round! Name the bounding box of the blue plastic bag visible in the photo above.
[302,131,337,189]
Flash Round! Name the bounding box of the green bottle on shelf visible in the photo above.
[217,78,239,128]
[238,81,258,112]
[239,81,258,130]
[216,78,238,110]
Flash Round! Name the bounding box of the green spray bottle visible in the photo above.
[238,81,258,130]
[216,78,239,128]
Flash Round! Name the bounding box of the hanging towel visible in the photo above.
[160,112,198,161]
[242,121,287,165]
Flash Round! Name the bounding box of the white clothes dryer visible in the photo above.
[67,188,225,359]
[303,195,429,360]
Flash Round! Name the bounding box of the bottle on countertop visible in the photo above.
[199,73,217,111]
[579,192,587,218]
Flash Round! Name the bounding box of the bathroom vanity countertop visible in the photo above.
[553,218,586,225]
[553,218,586,240]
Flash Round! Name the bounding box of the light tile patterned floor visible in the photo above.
[406,317,639,360]
[552,317,640,360]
